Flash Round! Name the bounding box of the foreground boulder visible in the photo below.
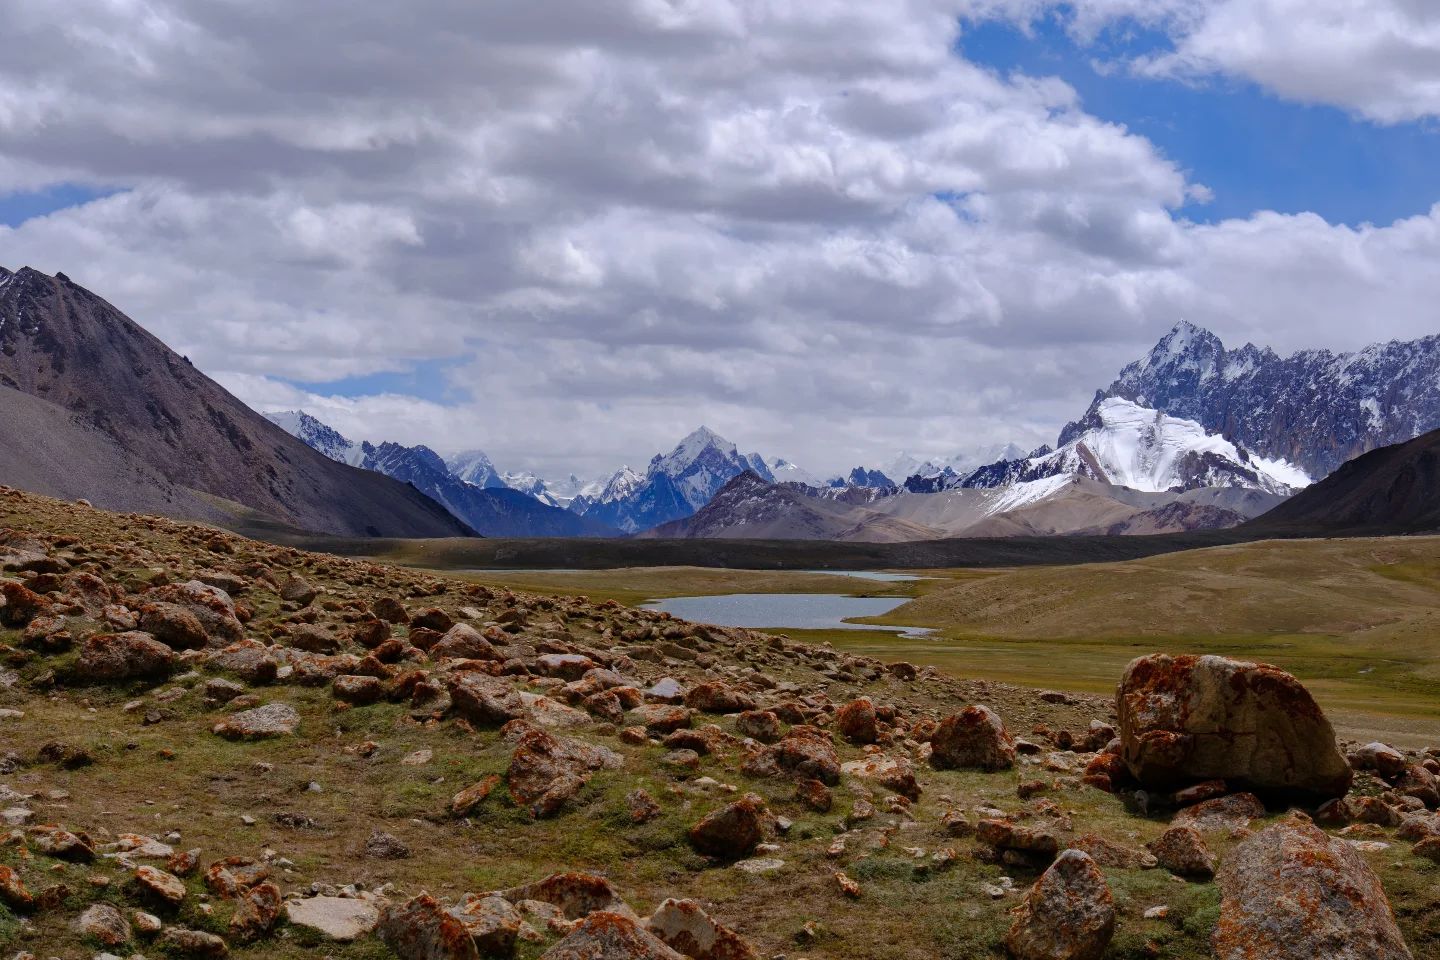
[1005,850,1114,960]
[285,896,381,942]
[213,703,300,740]
[930,705,1015,771]
[646,899,759,960]
[1213,814,1413,959]
[76,631,175,683]
[688,794,767,861]
[542,911,685,960]
[507,727,622,818]
[378,893,480,960]
[1117,654,1351,800]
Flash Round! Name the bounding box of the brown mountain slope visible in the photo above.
[1246,427,1440,534]
[0,266,473,538]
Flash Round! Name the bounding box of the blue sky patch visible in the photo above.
[958,15,1440,227]
[285,356,472,404]
[0,183,120,228]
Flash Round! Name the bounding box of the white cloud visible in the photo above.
[0,0,1437,478]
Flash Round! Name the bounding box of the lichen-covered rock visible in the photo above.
[77,902,131,945]
[506,727,622,818]
[1004,850,1114,960]
[1117,654,1351,800]
[684,682,756,715]
[1172,792,1266,833]
[744,725,840,785]
[646,899,759,960]
[213,702,299,740]
[207,639,279,684]
[541,911,685,960]
[144,580,244,645]
[688,794,767,861]
[448,894,522,956]
[835,697,878,744]
[76,631,176,683]
[930,705,1015,772]
[378,893,480,960]
[1148,825,1216,879]
[448,673,530,726]
[1213,814,1413,960]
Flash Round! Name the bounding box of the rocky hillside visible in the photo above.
[1064,320,1440,478]
[0,485,1435,959]
[0,267,472,540]
[1246,426,1440,534]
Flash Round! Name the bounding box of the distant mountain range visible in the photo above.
[0,266,471,539]
[570,427,773,534]
[4,264,1439,543]
[265,411,611,538]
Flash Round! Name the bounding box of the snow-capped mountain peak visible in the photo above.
[446,449,506,489]
[265,411,364,467]
[1032,398,1305,495]
[647,427,773,510]
[767,457,823,488]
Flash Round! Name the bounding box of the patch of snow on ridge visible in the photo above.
[1252,456,1311,489]
[1038,398,1296,495]
[983,474,1074,517]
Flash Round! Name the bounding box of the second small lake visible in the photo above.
[643,593,933,638]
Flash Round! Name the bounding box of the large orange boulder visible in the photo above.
[1117,654,1351,800]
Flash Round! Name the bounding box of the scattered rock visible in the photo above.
[378,893,481,960]
[541,911,685,960]
[229,881,282,941]
[286,895,381,942]
[77,902,131,945]
[930,705,1016,772]
[1213,814,1413,959]
[507,727,622,818]
[1004,850,1115,960]
[688,794,767,861]
[213,702,299,740]
[1172,792,1266,833]
[1148,825,1216,879]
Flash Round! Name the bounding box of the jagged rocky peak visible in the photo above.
[1064,320,1440,477]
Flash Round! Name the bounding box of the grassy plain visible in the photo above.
[433,537,1440,746]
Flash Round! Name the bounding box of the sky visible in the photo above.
[1,1,1438,481]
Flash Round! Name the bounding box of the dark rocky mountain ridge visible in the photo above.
[1245,426,1440,534]
[0,266,472,539]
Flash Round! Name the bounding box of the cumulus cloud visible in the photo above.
[0,0,1437,478]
